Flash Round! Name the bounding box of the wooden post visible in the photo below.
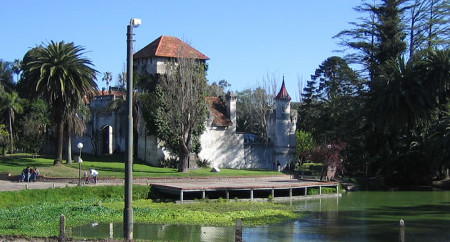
[319,186,322,195]
[271,188,274,198]
[202,190,206,199]
[250,189,253,200]
[59,214,66,242]
[399,219,405,242]
[110,222,114,239]
[180,190,184,203]
[289,188,292,198]
[235,219,243,242]
[226,189,229,200]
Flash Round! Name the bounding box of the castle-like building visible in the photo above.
[77,35,297,170]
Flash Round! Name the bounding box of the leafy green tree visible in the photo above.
[0,91,23,154]
[155,57,208,172]
[16,99,49,155]
[296,130,315,164]
[0,124,8,157]
[298,57,362,142]
[311,56,362,100]
[236,88,272,141]
[426,110,450,179]
[0,60,14,91]
[20,41,98,165]
[367,49,449,184]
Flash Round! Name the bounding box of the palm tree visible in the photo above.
[0,91,23,154]
[65,100,89,164]
[21,41,98,165]
[11,59,22,83]
[369,52,441,131]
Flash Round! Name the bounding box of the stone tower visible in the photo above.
[270,78,297,169]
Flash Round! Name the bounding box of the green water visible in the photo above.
[70,191,450,241]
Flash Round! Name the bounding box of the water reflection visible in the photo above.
[70,222,235,241]
[70,191,450,241]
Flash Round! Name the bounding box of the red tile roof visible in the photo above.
[275,78,291,101]
[134,35,210,60]
[206,97,232,127]
[98,90,124,97]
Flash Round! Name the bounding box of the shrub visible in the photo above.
[197,159,210,168]
[160,158,178,168]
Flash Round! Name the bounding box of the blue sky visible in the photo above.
[1,0,360,101]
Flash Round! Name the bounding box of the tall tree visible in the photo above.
[335,0,408,81]
[20,41,98,165]
[0,91,23,154]
[334,1,379,81]
[102,72,113,90]
[311,56,362,100]
[299,57,362,141]
[0,60,14,91]
[420,0,450,50]
[155,57,208,172]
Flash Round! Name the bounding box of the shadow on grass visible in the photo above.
[0,155,55,168]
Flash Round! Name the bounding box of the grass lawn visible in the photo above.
[0,154,281,178]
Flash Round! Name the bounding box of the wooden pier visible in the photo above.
[150,177,339,202]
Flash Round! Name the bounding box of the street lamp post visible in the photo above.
[124,17,141,241]
[77,143,83,186]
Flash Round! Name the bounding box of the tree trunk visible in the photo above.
[54,121,64,165]
[1,146,6,157]
[66,134,72,165]
[8,109,13,154]
[178,143,190,172]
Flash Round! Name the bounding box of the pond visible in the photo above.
[70,190,450,241]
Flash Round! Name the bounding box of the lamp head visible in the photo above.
[130,18,142,27]
[77,143,84,149]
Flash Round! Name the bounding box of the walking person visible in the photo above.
[89,169,99,184]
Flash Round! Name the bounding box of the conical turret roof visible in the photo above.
[275,78,291,101]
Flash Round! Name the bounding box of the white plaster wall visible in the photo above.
[198,127,245,168]
[137,134,159,166]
